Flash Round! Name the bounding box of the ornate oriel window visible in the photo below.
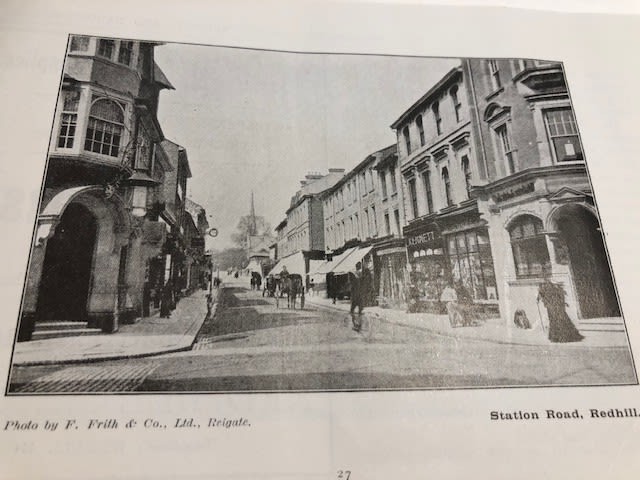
[508,215,551,278]
[84,98,125,157]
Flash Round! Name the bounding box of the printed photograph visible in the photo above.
[6,35,637,394]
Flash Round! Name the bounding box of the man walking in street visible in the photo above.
[349,262,365,331]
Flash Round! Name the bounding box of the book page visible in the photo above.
[1,1,639,479]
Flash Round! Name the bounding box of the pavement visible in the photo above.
[304,295,631,348]
[11,287,219,366]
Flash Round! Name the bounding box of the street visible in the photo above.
[9,280,636,393]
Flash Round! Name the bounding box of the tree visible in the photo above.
[210,248,248,271]
[231,215,271,248]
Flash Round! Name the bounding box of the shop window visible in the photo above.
[84,98,125,157]
[69,35,90,52]
[447,230,497,301]
[442,167,452,206]
[416,115,425,146]
[488,59,502,90]
[421,170,434,214]
[402,126,411,155]
[508,215,551,278]
[57,90,80,149]
[97,39,115,60]
[450,85,461,123]
[544,108,583,162]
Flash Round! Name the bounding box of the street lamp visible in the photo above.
[123,171,161,217]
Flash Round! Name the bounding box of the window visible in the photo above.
[380,170,388,198]
[97,39,115,59]
[495,123,517,175]
[384,212,391,236]
[57,90,80,148]
[450,86,462,123]
[118,41,134,66]
[402,126,411,155]
[416,115,425,146]
[447,230,497,301]
[432,102,442,135]
[354,213,359,238]
[369,169,375,192]
[421,170,434,214]
[84,98,125,157]
[461,155,472,195]
[513,59,527,75]
[488,59,502,90]
[442,167,452,206]
[544,108,583,162]
[69,36,89,52]
[370,206,377,235]
[394,209,401,236]
[509,215,551,278]
[390,167,398,194]
[408,178,419,219]
[361,172,367,196]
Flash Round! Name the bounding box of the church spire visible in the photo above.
[249,191,257,236]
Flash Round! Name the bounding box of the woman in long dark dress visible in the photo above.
[537,280,584,343]
[160,280,173,318]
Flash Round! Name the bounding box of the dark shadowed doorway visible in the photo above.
[37,202,97,321]
[555,205,620,319]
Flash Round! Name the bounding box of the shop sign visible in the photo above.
[492,182,535,203]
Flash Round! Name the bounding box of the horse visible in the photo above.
[263,275,278,297]
[276,274,305,309]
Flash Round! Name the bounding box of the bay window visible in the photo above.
[544,107,583,162]
[84,98,125,157]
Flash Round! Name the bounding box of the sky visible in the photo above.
[153,43,459,249]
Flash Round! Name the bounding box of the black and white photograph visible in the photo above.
[5,35,637,394]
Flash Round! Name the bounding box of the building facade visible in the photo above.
[317,145,407,307]
[269,170,345,282]
[17,36,187,340]
[392,66,499,313]
[463,58,621,331]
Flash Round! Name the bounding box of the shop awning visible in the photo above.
[267,252,306,277]
[331,246,373,275]
[310,247,357,277]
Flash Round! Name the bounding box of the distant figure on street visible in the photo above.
[160,280,174,318]
[349,262,365,331]
[308,279,315,297]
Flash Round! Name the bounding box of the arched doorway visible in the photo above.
[552,204,620,319]
[37,202,97,321]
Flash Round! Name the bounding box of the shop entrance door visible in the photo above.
[557,206,620,319]
[37,203,97,321]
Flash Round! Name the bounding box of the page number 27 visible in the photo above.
[337,470,351,480]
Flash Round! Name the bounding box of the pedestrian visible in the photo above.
[349,262,365,331]
[441,279,462,327]
[160,279,173,318]
[537,279,584,343]
[309,278,315,297]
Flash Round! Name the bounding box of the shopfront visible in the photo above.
[404,209,498,313]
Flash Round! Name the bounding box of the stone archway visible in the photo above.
[19,186,131,338]
[37,202,97,321]
[549,204,620,319]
